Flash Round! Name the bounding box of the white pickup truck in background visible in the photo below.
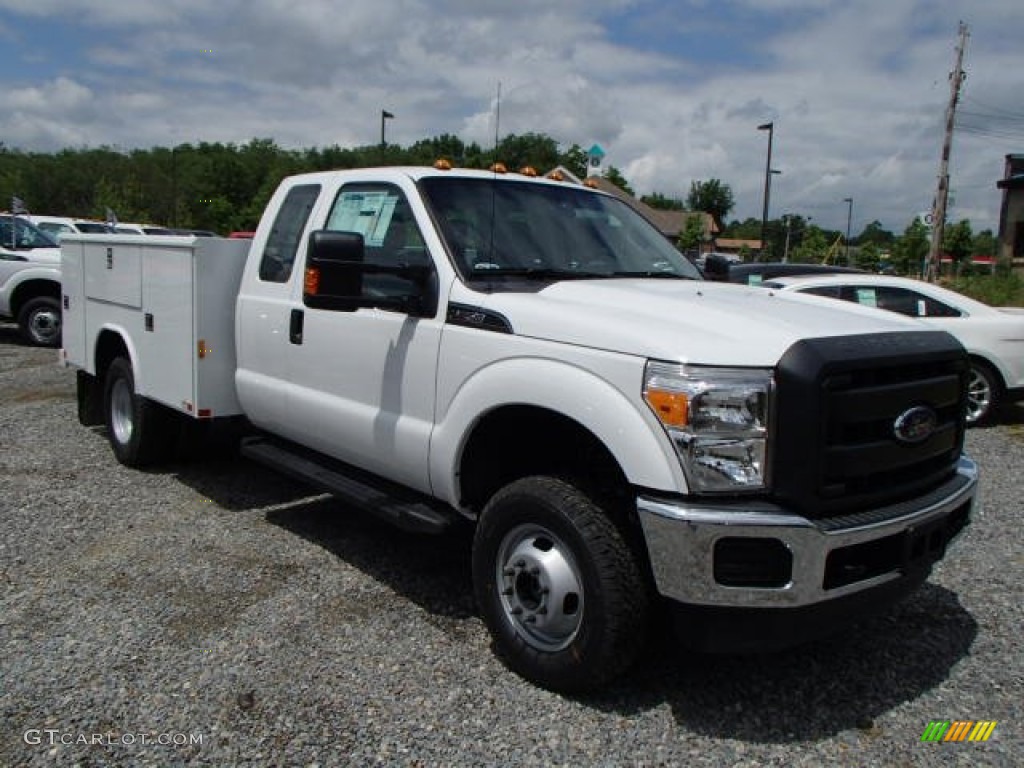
[60,165,979,692]
[0,215,63,346]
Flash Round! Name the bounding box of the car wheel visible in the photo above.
[104,357,176,466]
[966,360,1002,426]
[472,476,650,692]
[17,296,62,348]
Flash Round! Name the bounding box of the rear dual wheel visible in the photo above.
[104,357,177,466]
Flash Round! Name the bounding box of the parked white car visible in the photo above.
[764,273,1024,424]
[25,216,114,239]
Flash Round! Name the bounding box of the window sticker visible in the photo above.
[917,299,927,317]
[855,288,878,308]
[327,191,398,247]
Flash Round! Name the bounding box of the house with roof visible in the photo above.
[996,153,1024,270]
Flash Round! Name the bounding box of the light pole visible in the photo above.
[757,122,774,258]
[843,197,853,265]
[381,109,394,148]
[764,169,781,259]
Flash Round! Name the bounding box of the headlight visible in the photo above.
[643,361,772,492]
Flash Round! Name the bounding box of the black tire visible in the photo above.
[472,476,651,693]
[103,357,176,467]
[966,360,1002,426]
[17,296,62,348]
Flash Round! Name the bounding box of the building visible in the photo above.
[996,153,1024,270]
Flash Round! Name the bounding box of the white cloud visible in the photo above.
[0,0,1020,233]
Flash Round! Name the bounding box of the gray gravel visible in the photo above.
[1,322,1021,767]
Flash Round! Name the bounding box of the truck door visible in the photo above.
[273,182,442,494]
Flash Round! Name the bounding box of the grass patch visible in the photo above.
[944,273,1024,306]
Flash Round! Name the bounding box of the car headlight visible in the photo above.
[643,361,773,492]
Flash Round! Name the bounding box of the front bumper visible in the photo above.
[637,456,978,609]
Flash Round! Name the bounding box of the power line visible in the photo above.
[961,95,1024,121]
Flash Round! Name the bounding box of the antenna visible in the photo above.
[494,81,501,150]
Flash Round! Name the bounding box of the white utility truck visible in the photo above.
[61,166,978,692]
[1,215,63,346]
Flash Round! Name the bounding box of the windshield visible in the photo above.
[419,177,703,281]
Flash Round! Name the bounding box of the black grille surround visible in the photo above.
[772,331,969,519]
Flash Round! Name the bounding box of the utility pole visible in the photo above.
[925,21,969,282]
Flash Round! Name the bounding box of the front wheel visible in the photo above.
[104,357,176,467]
[472,476,650,692]
[17,296,62,347]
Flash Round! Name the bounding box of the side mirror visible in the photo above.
[303,230,436,316]
[304,231,365,309]
[702,253,731,281]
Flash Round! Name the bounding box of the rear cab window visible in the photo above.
[259,184,321,283]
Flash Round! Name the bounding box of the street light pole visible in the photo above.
[843,197,853,265]
[757,122,774,259]
[381,110,394,148]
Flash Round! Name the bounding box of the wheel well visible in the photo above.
[94,330,130,380]
[458,405,631,518]
[10,279,60,318]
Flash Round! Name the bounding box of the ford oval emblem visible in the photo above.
[893,406,938,444]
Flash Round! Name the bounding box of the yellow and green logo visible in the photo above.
[921,720,997,742]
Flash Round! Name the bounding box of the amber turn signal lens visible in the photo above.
[304,266,320,295]
[644,389,689,427]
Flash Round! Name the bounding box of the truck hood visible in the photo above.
[459,279,925,366]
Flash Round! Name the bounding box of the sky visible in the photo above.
[1,0,1022,236]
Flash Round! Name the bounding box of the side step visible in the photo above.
[240,436,459,535]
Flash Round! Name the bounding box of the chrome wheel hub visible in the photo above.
[496,525,584,652]
[966,368,991,424]
[110,378,134,446]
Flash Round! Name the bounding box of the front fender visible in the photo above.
[429,356,686,506]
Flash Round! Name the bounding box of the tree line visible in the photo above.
[0,132,999,275]
[0,133,600,234]
[647,181,1001,276]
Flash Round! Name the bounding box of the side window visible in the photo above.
[325,184,429,300]
[259,184,320,283]
[920,295,962,317]
[802,285,844,300]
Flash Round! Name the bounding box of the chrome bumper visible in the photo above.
[638,457,978,609]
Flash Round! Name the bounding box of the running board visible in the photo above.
[240,436,458,535]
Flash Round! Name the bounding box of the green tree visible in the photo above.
[791,226,829,264]
[686,179,734,229]
[642,192,686,211]
[603,165,634,196]
[494,132,561,173]
[856,220,895,248]
[558,143,588,180]
[854,242,881,272]
[676,214,705,252]
[971,228,997,257]
[891,217,930,275]
[721,217,761,239]
[943,219,973,275]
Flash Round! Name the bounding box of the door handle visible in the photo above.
[289,309,304,345]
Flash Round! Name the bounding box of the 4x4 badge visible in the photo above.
[894,406,937,444]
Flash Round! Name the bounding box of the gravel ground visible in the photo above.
[0,324,1021,767]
